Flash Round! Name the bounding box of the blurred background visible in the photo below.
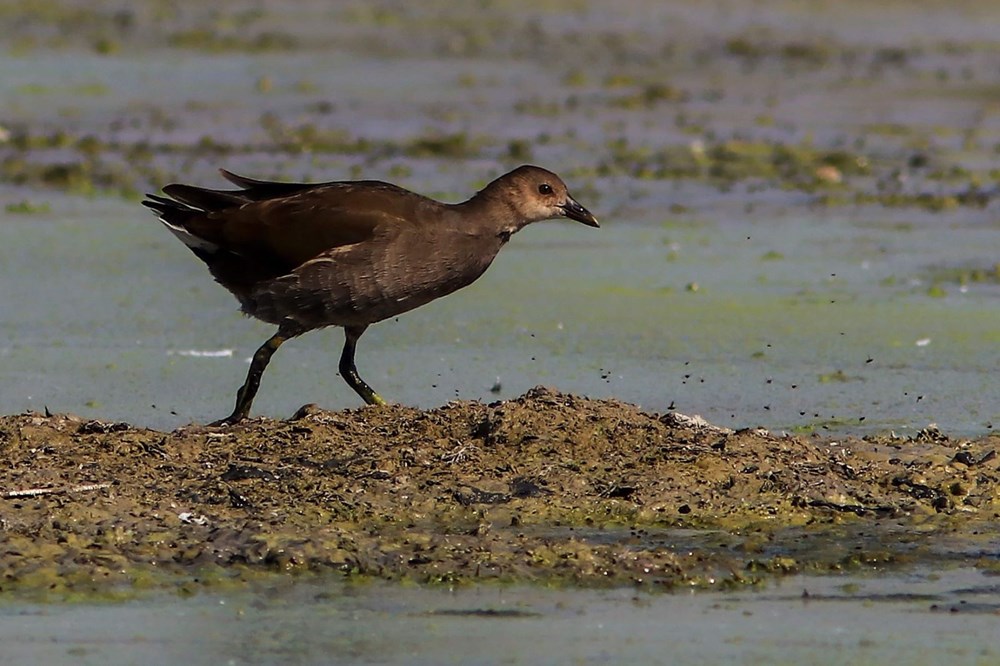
[1,0,998,434]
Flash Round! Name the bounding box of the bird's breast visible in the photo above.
[254,228,506,328]
[369,230,502,307]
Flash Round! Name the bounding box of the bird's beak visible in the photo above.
[560,196,600,228]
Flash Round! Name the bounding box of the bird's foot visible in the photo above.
[207,413,246,427]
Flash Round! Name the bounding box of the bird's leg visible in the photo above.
[339,325,386,406]
[211,323,297,426]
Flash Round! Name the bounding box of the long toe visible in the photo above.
[208,413,245,427]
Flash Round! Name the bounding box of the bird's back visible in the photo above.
[143,173,506,329]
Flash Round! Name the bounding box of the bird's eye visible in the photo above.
[538,183,553,195]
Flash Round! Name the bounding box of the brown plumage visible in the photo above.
[143,165,599,424]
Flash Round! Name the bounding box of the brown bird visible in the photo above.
[143,165,599,425]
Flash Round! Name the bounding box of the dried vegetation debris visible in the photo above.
[0,387,998,594]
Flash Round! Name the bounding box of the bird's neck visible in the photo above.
[453,188,525,239]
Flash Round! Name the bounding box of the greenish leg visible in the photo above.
[339,325,386,406]
[212,326,292,426]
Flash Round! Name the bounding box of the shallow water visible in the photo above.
[2,567,999,665]
[3,1,1000,434]
[2,0,999,435]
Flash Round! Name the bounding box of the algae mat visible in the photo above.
[2,387,998,596]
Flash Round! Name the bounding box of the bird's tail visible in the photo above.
[141,194,219,255]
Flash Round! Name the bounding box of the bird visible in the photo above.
[142,165,599,425]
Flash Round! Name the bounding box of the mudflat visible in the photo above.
[3,387,997,597]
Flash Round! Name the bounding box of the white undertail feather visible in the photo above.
[158,218,219,254]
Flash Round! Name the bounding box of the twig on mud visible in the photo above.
[441,443,479,464]
[660,412,735,435]
[2,482,111,499]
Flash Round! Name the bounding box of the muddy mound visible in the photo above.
[1,387,998,595]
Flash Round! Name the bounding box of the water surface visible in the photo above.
[3,567,998,665]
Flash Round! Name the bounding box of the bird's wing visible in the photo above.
[160,178,433,271]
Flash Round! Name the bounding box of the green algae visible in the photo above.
[13,82,108,96]
[167,29,298,53]
[607,83,686,109]
[818,370,861,384]
[593,137,878,190]
[926,263,1000,287]
[4,200,50,214]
